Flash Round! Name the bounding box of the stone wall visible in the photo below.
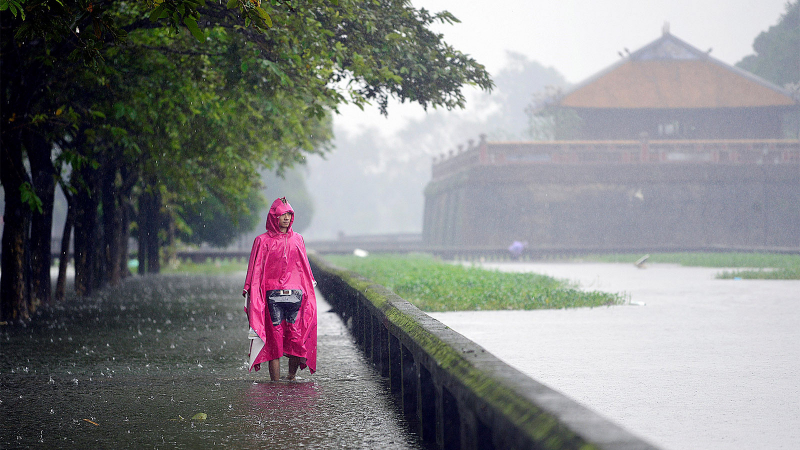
[424,162,800,250]
[310,255,659,450]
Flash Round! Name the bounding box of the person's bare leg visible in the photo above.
[287,356,301,380]
[268,359,280,381]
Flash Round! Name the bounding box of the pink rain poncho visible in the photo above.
[243,198,317,374]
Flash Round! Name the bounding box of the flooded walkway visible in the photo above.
[1,274,423,449]
[430,262,800,450]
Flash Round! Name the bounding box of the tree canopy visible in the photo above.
[0,0,494,321]
[736,1,799,89]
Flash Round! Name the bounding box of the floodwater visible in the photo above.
[0,274,423,449]
[430,262,800,450]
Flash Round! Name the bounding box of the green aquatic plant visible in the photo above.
[581,252,800,280]
[323,253,625,312]
[717,267,800,280]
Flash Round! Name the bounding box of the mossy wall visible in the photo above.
[424,163,800,249]
[310,255,660,450]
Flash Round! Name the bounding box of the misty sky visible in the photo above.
[301,0,794,240]
[334,0,791,136]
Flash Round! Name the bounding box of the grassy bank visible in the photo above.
[324,253,626,312]
[581,252,800,279]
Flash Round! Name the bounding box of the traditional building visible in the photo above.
[423,30,800,252]
[551,29,798,141]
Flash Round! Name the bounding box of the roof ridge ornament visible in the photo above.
[662,22,670,36]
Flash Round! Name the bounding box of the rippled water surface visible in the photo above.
[432,262,800,450]
[1,274,422,449]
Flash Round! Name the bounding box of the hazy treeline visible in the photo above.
[304,52,567,239]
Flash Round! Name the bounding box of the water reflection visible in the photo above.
[244,380,320,413]
[1,274,421,449]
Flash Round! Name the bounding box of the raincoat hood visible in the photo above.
[266,197,294,235]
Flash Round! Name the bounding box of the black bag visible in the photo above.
[266,289,303,325]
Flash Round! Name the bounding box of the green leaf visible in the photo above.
[254,7,272,27]
[0,0,24,18]
[20,182,43,214]
[191,413,207,420]
[183,16,204,42]
[149,4,166,22]
[225,0,237,9]
[13,1,26,19]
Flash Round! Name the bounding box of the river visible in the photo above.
[430,262,800,450]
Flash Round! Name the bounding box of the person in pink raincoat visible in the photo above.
[243,197,317,381]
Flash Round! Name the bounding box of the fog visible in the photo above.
[302,53,566,240]
[7,0,791,247]
[297,0,791,241]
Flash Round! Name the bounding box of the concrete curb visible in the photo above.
[310,255,661,450]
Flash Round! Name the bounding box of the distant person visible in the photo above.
[508,240,528,259]
[243,197,317,381]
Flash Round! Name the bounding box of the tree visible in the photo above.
[178,190,265,248]
[525,86,584,141]
[1,0,493,321]
[736,1,800,89]
[736,1,799,139]
[305,52,567,239]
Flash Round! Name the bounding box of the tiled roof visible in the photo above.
[557,33,797,109]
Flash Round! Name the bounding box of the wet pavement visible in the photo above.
[1,274,423,449]
[430,262,800,450]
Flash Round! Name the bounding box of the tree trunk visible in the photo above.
[26,129,56,307]
[0,133,32,322]
[138,189,162,274]
[1,22,32,322]
[73,192,93,297]
[101,162,123,285]
[119,197,133,279]
[118,169,137,279]
[91,212,104,291]
[165,207,177,269]
[0,185,31,322]
[148,191,162,274]
[137,201,147,276]
[55,196,74,303]
[73,166,100,297]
